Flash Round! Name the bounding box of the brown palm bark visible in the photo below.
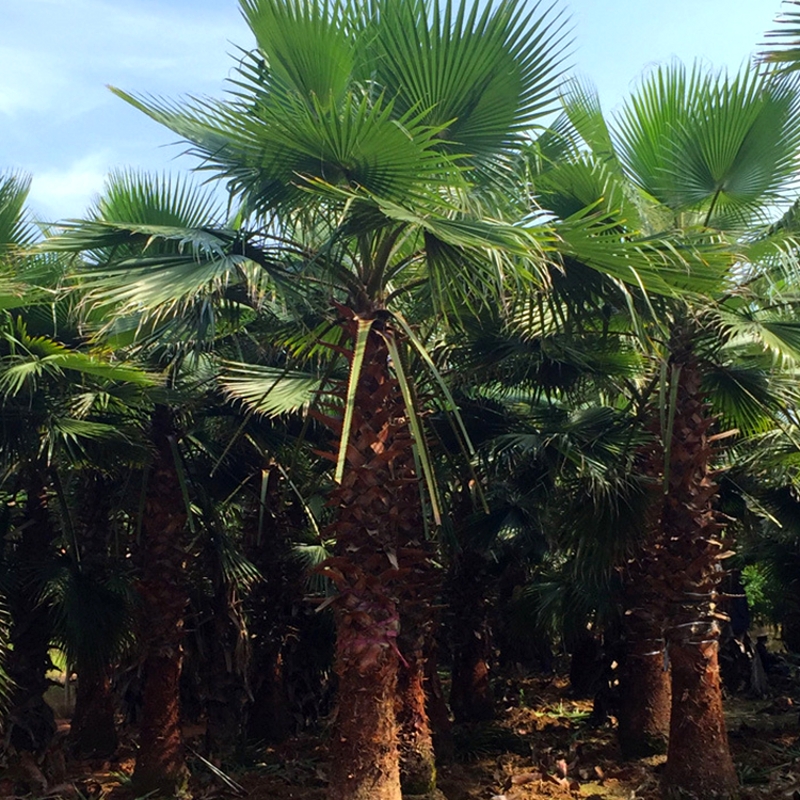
[396,505,440,794]
[665,640,734,797]
[396,629,436,795]
[247,643,293,743]
[618,554,671,758]
[6,471,57,754]
[70,668,117,759]
[423,640,455,762]
[617,637,671,758]
[653,346,738,799]
[448,549,495,723]
[204,580,251,762]
[243,474,296,745]
[318,310,428,800]
[69,474,119,759]
[397,655,436,796]
[131,405,190,797]
[329,637,400,800]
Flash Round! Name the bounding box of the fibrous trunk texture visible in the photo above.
[201,513,253,763]
[204,581,251,763]
[70,668,117,759]
[6,471,56,753]
[69,473,119,759]
[131,406,190,798]
[664,640,736,798]
[329,635,400,800]
[243,476,297,744]
[653,343,738,799]
[397,632,436,795]
[618,554,671,758]
[396,496,439,793]
[318,310,428,800]
[617,642,671,758]
[247,644,292,743]
[448,550,495,723]
[134,652,186,795]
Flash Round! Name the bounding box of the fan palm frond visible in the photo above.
[615,62,800,227]
[43,559,136,674]
[219,361,332,417]
[761,1,800,74]
[0,171,37,253]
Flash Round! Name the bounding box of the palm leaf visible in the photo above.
[717,306,800,363]
[95,169,224,228]
[335,317,372,483]
[359,0,570,161]
[0,171,37,254]
[43,560,135,674]
[382,331,442,525]
[553,208,729,295]
[219,361,328,416]
[0,321,157,397]
[240,0,356,105]
[615,62,800,225]
[111,83,455,219]
[560,78,620,169]
[703,361,796,436]
[761,1,800,73]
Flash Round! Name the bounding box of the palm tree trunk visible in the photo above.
[204,581,251,762]
[131,405,190,797]
[396,517,440,794]
[329,628,400,800]
[247,643,293,744]
[664,640,735,798]
[69,474,119,759]
[319,311,426,800]
[448,550,495,723]
[6,470,56,753]
[617,637,670,758]
[397,631,436,795]
[243,477,295,745]
[618,555,671,758]
[134,650,186,794]
[424,640,455,761]
[70,667,117,759]
[655,348,738,799]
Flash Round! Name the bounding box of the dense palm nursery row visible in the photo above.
[7,1,800,799]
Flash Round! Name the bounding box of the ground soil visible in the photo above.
[5,672,800,800]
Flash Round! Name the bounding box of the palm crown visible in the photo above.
[40,4,800,799]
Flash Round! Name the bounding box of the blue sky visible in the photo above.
[0,0,788,222]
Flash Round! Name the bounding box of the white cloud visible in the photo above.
[0,0,251,121]
[0,0,254,219]
[27,153,112,222]
[0,46,77,117]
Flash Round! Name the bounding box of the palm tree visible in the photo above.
[48,471,136,760]
[0,171,157,758]
[443,301,656,718]
[538,64,800,797]
[44,2,724,796]
[45,169,244,795]
[0,320,154,754]
[129,402,192,796]
[45,3,568,797]
[0,171,50,751]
